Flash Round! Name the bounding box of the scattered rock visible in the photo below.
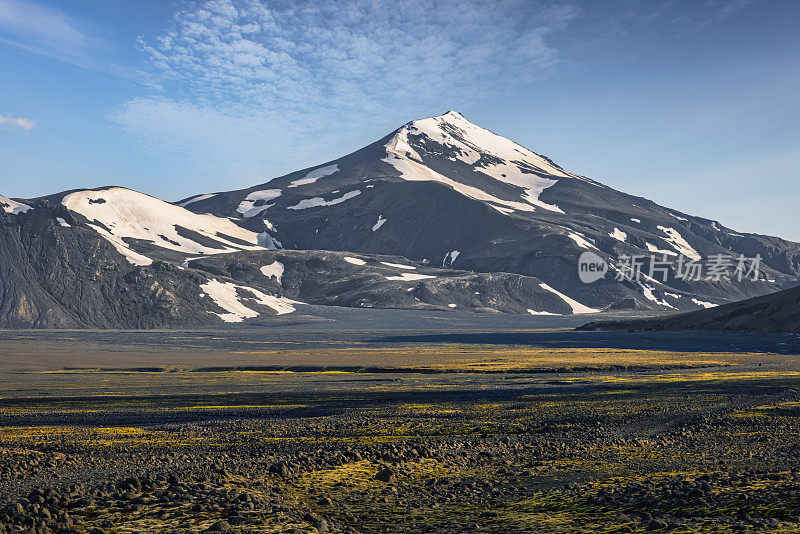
[375,468,396,483]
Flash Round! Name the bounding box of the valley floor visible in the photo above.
[2,315,800,533]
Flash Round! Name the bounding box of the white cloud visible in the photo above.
[0,114,34,130]
[140,0,577,107]
[114,0,579,173]
[0,0,112,71]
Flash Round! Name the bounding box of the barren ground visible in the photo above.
[2,313,800,533]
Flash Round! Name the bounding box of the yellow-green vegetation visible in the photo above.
[2,345,800,532]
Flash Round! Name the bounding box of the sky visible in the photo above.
[1,0,798,240]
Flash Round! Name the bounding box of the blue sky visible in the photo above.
[1,0,798,239]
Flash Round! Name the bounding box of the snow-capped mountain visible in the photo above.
[1,184,586,327]
[61,187,268,265]
[2,110,798,328]
[0,191,297,328]
[179,111,800,312]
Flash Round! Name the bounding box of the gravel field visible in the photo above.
[2,312,800,533]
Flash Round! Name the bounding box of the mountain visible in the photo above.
[0,197,295,328]
[178,111,800,312]
[1,189,585,327]
[2,111,799,328]
[579,284,800,333]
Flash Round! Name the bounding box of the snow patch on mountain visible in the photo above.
[657,226,701,260]
[443,250,460,266]
[179,193,217,207]
[481,162,563,213]
[609,228,627,242]
[490,205,515,215]
[288,164,339,188]
[0,195,32,215]
[384,127,540,214]
[646,243,677,256]
[62,188,263,265]
[386,273,435,281]
[257,231,281,250]
[692,298,718,309]
[568,233,596,250]
[528,309,558,316]
[83,225,152,266]
[344,257,366,266]
[640,283,676,309]
[406,111,567,213]
[372,214,386,231]
[237,189,281,218]
[539,283,599,314]
[384,113,567,214]
[56,217,71,228]
[201,279,294,322]
[410,111,570,177]
[260,261,284,284]
[288,190,361,210]
[381,261,415,270]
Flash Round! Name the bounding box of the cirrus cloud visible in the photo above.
[0,0,101,69]
[113,0,580,176]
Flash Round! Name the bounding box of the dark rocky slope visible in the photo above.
[186,249,585,314]
[580,284,800,333]
[0,208,279,328]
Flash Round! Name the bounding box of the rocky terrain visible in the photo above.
[0,206,293,328]
[3,111,800,328]
[581,283,800,333]
[2,342,800,533]
[187,250,593,315]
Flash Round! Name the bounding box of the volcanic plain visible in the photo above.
[2,310,800,533]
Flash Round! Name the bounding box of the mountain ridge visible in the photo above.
[2,110,798,328]
[580,283,800,333]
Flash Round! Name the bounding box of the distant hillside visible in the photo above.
[580,285,800,333]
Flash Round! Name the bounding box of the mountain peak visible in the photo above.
[382,108,575,215]
[414,110,469,127]
[441,109,466,119]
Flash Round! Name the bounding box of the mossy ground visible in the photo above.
[2,346,800,532]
